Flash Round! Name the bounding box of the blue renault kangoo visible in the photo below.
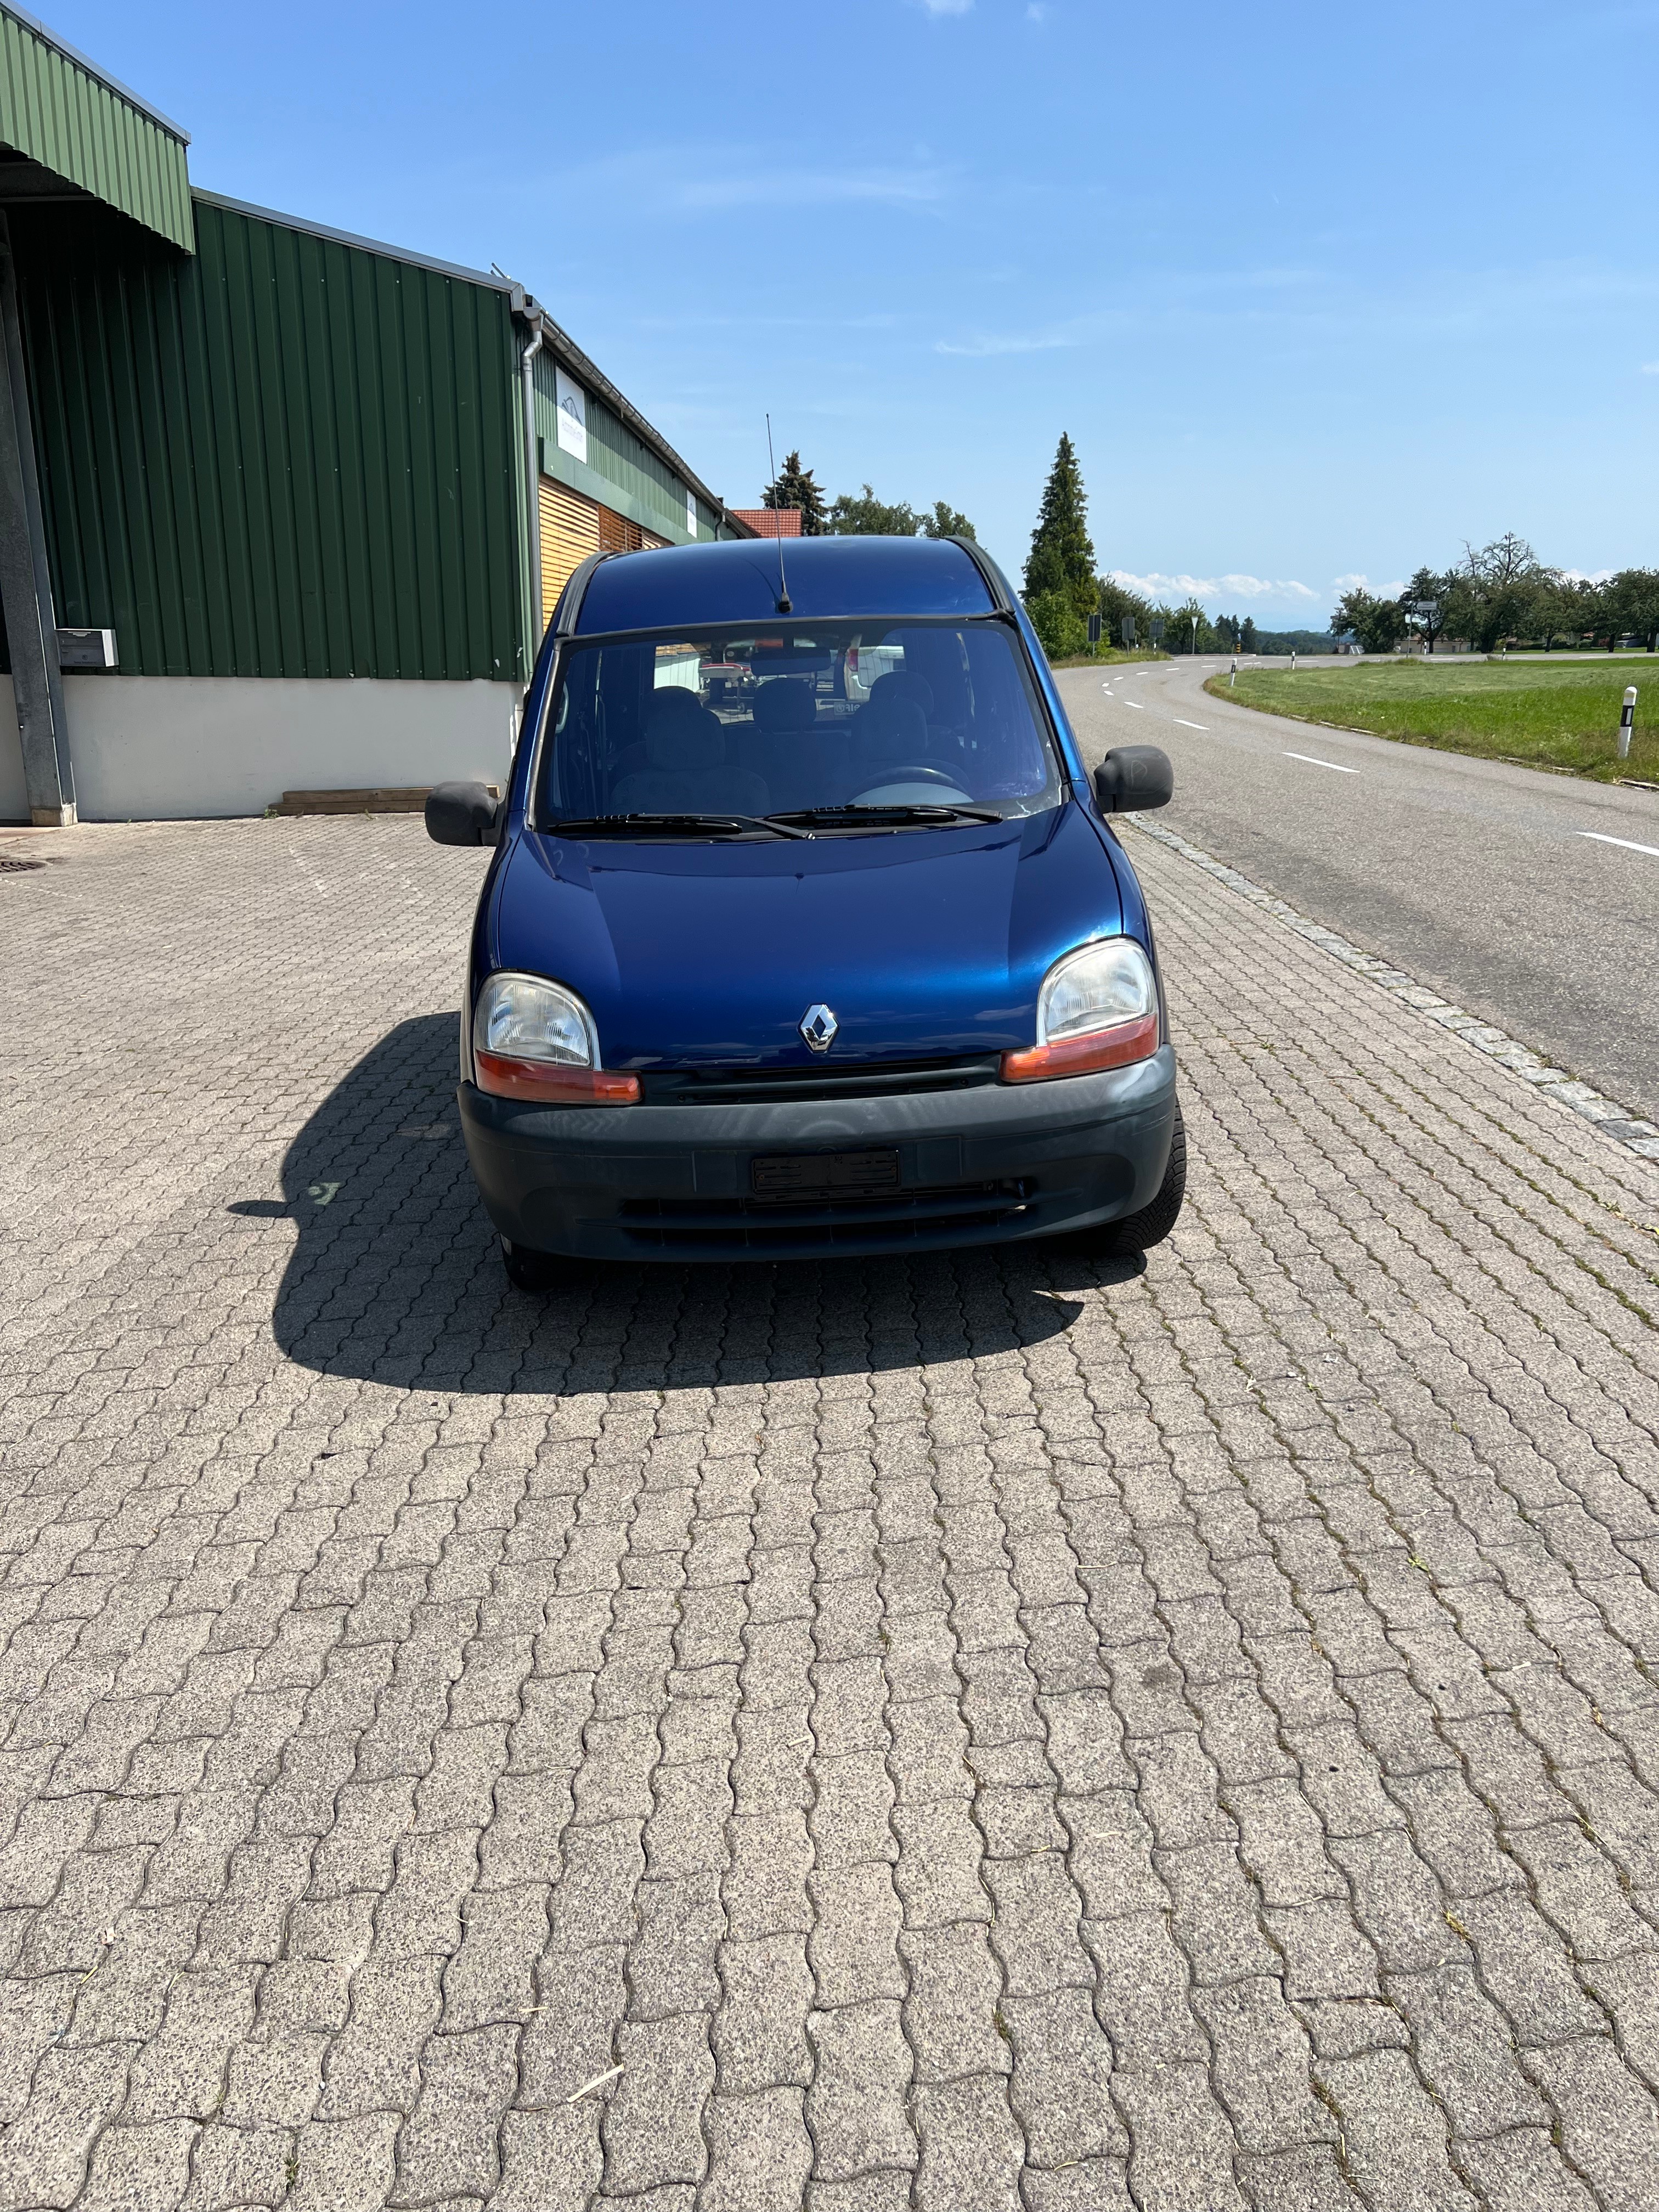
[426,533,1184,1289]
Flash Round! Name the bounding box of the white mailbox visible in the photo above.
[57,628,118,672]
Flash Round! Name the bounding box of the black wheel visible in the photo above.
[1110,1096,1186,1254]
[500,1235,566,1293]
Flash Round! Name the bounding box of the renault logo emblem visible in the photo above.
[800,1003,838,1053]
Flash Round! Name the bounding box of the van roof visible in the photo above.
[571,532,1000,634]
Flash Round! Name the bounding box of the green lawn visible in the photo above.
[1205,656,1659,783]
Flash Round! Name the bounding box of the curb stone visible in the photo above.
[1124,815,1659,1163]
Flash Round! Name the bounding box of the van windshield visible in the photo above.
[534,618,1062,831]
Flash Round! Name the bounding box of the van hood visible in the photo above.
[489,804,1125,1069]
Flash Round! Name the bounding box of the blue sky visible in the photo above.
[65,0,1659,620]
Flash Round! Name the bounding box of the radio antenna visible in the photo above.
[764,413,792,613]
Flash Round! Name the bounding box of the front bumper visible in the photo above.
[457,1046,1178,1263]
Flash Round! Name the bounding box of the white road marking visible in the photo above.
[1284,751,1356,774]
[1578,830,1659,859]
[1122,700,1144,710]
[1173,719,1207,730]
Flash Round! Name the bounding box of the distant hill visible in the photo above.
[1252,629,1339,656]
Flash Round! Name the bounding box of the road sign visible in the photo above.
[1150,618,1165,646]
[1087,612,1102,645]
[1121,614,1136,647]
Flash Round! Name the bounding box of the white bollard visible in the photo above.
[1618,685,1636,761]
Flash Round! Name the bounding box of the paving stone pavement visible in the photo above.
[3,812,1659,2212]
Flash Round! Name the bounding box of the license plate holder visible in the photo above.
[751,1148,902,1200]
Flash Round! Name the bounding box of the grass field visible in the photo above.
[1205,657,1659,783]
[1051,645,1171,669]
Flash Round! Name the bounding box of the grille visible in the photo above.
[638,1054,1001,1107]
[616,1180,1030,1254]
[0,857,46,873]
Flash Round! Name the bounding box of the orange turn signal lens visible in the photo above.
[999,1013,1159,1084]
[475,1052,640,1104]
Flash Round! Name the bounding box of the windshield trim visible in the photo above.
[545,607,1020,653]
[524,607,1073,838]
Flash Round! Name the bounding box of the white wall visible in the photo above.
[0,673,522,822]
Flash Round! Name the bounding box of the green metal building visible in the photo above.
[0,4,747,824]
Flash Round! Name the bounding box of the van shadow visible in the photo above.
[236,1014,1142,1395]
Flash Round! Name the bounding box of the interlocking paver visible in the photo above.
[4,812,1659,2208]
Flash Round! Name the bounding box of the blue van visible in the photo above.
[427,534,1183,1288]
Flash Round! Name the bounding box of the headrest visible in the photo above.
[752,679,817,736]
[646,689,724,770]
[869,669,934,723]
[862,697,928,759]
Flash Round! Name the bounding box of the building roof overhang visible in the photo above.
[0,3,194,250]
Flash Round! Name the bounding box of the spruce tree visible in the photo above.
[1024,433,1096,618]
[762,450,828,536]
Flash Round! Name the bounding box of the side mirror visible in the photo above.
[426,782,503,847]
[1092,745,1173,814]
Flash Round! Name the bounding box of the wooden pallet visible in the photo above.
[270,786,498,816]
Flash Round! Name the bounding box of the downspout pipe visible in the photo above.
[514,291,545,658]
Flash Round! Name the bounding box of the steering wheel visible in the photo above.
[862,764,959,789]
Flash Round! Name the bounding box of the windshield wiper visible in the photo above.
[770,803,1003,829]
[548,812,810,841]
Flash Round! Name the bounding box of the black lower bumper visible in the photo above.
[456,1047,1178,1263]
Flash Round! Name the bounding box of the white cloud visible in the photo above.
[1328,573,1405,599]
[1644,360,1659,374]
[935,330,1077,356]
[678,165,949,210]
[1109,569,1322,607]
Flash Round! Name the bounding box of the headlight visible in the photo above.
[472,972,639,1104]
[1001,938,1159,1082]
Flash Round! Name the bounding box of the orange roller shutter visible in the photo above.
[541,478,601,622]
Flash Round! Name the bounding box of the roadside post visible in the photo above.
[1121,615,1136,649]
[1229,654,1238,687]
[1190,613,1198,654]
[1619,686,1636,761]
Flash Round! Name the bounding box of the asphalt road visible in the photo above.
[1058,656,1659,1124]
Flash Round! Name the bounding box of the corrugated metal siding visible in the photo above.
[10,195,527,680]
[0,7,194,252]
[533,351,698,543]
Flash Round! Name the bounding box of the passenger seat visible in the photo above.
[750,679,847,810]
[611,690,770,815]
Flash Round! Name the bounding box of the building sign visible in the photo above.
[555,368,587,465]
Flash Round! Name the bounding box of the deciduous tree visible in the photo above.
[1401,566,1449,653]
[1026,590,1088,659]
[1096,576,1155,646]
[826,484,918,537]
[1332,589,1407,654]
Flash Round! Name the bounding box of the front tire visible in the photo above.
[1109,1096,1187,1254]
[500,1235,566,1293]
